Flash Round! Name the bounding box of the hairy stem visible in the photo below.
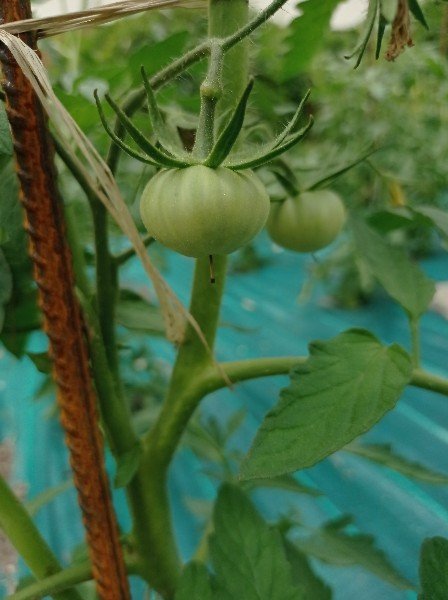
[0,475,81,600]
[193,41,224,158]
[128,0,251,595]
[106,0,290,165]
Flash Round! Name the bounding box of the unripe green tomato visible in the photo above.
[140,165,270,257]
[267,190,346,253]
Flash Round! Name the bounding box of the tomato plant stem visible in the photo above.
[90,198,120,375]
[106,0,291,166]
[54,134,139,460]
[7,557,143,600]
[0,475,81,600]
[409,316,421,367]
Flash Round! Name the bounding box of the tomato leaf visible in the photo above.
[116,290,165,336]
[0,249,12,307]
[27,351,52,375]
[210,484,302,600]
[346,443,448,484]
[412,205,448,240]
[283,539,332,600]
[295,517,412,589]
[242,474,322,497]
[351,218,435,319]
[175,562,214,600]
[419,537,448,599]
[240,329,412,480]
[281,0,340,80]
[0,103,13,156]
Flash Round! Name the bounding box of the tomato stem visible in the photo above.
[0,474,81,600]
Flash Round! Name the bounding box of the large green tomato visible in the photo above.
[267,190,346,253]
[140,165,270,257]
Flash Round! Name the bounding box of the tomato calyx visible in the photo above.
[94,68,313,171]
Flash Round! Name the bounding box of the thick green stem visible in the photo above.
[55,139,138,460]
[77,290,139,458]
[0,475,81,600]
[129,1,251,595]
[107,0,291,160]
[411,369,448,397]
[185,355,448,401]
[193,41,224,158]
[209,0,249,106]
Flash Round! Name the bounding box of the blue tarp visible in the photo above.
[1,239,448,599]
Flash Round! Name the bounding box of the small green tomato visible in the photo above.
[267,189,346,253]
[140,165,270,257]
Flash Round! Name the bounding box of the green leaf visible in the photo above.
[351,218,435,319]
[114,444,142,488]
[240,329,412,479]
[281,0,341,80]
[412,205,448,240]
[0,248,12,307]
[346,443,448,485]
[295,518,412,589]
[116,290,165,335]
[419,537,448,599]
[243,474,322,497]
[368,208,415,233]
[0,102,13,156]
[210,484,302,600]
[175,562,214,600]
[283,539,332,600]
[27,351,52,374]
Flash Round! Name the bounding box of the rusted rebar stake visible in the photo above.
[0,2,130,598]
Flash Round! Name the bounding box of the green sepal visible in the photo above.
[225,90,310,169]
[104,92,190,168]
[345,0,380,69]
[408,0,429,29]
[204,78,254,168]
[227,117,313,170]
[376,14,388,59]
[270,161,300,197]
[140,66,188,158]
[94,90,158,166]
[307,146,378,191]
[271,89,311,149]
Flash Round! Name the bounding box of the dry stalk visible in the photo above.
[1,0,204,38]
